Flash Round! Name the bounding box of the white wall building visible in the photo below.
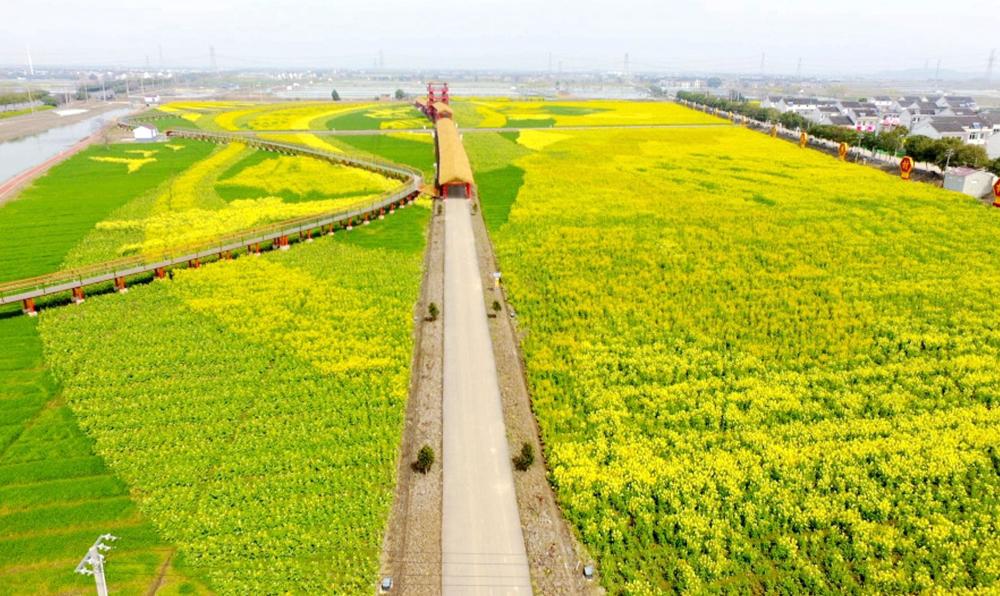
[987,133,1000,159]
[943,167,997,199]
[910,116,994,145]
[132,124,159,140]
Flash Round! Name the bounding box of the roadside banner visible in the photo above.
[900,156,914,180]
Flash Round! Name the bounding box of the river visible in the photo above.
[0,107,133,185]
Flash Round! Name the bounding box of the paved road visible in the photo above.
[442,198,532,595]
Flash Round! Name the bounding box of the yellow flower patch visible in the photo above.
[89,156,157,173]
[217,155,397,198]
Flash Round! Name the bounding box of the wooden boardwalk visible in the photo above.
[0,127,423,312]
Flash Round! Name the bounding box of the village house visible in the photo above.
[871,96,896,111]
[850,108,881,132]
[910,116,995,146]
[987,133,1000,159]
[938,95,977,110]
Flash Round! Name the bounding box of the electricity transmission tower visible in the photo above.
[988,49,996,82]
[75,534,118,596]
[210,45,218,72]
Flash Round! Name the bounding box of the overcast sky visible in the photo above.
[1,0,995,75]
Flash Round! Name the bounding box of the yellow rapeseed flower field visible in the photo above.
[40,203,431,593]
[468,125,1000,593]
[216,154,397,198]
[88,156,157,173]
[452,98,727,128]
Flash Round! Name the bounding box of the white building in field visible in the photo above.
[943,167,997,199]
[132,124,159,140]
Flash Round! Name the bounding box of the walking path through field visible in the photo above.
[442,198,532,594]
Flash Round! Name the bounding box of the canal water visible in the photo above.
[0,107,133,185]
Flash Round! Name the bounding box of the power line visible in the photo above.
[75,534,118,596]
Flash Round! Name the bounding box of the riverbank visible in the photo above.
[0,109,134,205]
[0,100,129,143]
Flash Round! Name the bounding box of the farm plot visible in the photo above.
[466,126,1000,593]
[0,139,215,282]
[38,201,430,592]
[324,104,429,131]
[156,101,381,131]
[0,316,208,595]
[451,98,726,128]
[60,142,400,267]
[0,141,223,593]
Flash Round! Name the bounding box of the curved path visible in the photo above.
[0,125,424,310]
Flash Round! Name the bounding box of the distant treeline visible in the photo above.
[0,90,57,107]
[677,91,999,175]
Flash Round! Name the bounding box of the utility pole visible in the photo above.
[75,534,117,596]
[25,45,34,76]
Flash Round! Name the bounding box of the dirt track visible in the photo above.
[380,201,445,595]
